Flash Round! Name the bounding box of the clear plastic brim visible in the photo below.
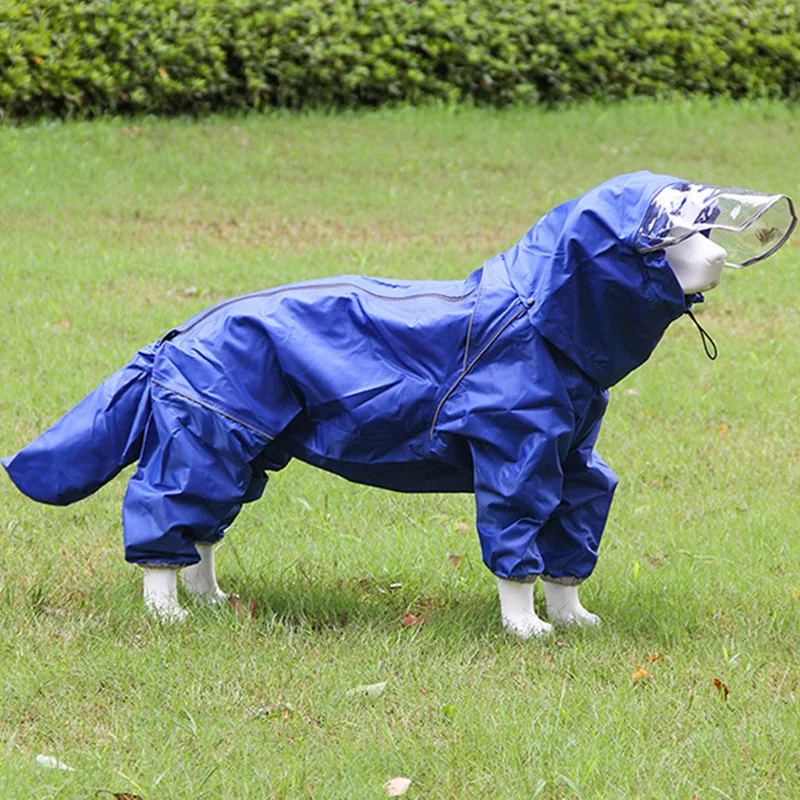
[637,183,797,267]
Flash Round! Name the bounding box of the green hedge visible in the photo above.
[2,0,800,118]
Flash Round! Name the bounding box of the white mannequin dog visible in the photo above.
[144,232,728,635]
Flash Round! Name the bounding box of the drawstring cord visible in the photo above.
[685,309,718,360]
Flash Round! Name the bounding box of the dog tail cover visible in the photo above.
[1,345,156,505]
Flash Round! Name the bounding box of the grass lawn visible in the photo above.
[1,100,798,799]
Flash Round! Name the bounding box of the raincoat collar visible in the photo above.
[502,171,694,389]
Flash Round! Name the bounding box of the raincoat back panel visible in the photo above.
[154,272,485,466]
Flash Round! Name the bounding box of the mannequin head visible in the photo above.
[665,231,727,294]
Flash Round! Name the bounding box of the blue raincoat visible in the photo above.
[2,171,695,582]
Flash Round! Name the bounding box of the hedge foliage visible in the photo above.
[2,0,800,118]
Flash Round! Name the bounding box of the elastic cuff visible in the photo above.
[540,574,583,586]
[497,574,539,584]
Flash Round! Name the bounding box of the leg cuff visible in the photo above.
[540,574,584,586]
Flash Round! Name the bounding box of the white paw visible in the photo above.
[549,607,602,627]
[180,543,227,605]
[502,612,554,639]
[193,587,228,605]
[142,566,187,622]
[541,582,601,628]
[145,596,189,623]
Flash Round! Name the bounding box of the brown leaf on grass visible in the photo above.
[631,667,652,684]
[228,593,243,613]
[446,552,462,567]
[713,677,730,701]
[96,792,143,800]
[51,319,71,332]
[789,586,799,599]
[644,652,667,663]
[402,612,424,627]
[226,594,257,619]
[453,521,470,534]
[384,777,412,796]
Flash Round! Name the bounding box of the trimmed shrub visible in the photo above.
[2,0,800,118]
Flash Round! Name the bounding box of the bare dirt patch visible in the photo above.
[98,208,513,257]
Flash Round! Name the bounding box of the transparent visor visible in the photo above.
[636,183,797,267]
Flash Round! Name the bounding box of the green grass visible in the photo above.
[1,100,799,799]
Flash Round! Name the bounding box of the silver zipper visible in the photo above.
[429,301,528,438]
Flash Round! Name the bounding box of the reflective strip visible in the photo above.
[151,379,275,441]
[168,281,476,340]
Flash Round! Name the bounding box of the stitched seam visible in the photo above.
[151,379,275,441]
[429,302,526,438]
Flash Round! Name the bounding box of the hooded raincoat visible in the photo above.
[2,171,696,582]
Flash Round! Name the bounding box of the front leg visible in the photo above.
[496,577,553,638]
[180,542,228,604]
[541,580,601,627]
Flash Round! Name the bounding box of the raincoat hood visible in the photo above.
[502,171,694,388]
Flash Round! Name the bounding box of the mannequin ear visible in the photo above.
[665,233,727,294]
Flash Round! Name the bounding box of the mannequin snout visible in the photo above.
[665,233,727,295]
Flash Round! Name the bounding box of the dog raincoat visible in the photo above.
[4,171,791,583]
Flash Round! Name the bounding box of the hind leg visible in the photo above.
[181,542,228,605]
[143,566,186,622]
[180,449,281,606]
[123,387,276,620]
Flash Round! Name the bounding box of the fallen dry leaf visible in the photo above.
[226,594,257,619]
[713,677,730,701]
[402,612,424,627]
[51,319,72,333]
[644,652,667,663]
[384,777,412,796]
[789,586,799,599]
[453,522,470,534]
[96,792,143,800]
[631,667,652,684]
[228,593,243,613]
[446,552,462,567]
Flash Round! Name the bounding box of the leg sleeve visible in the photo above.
[205,447,292,545]
[536,418,618,583]
[122,385,273,566]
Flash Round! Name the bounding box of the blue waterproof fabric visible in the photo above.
[2,171,695,582]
